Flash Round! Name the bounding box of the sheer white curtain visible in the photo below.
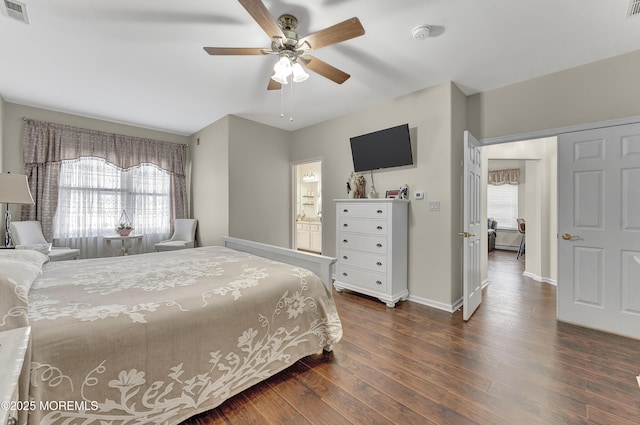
[53,158,171,258]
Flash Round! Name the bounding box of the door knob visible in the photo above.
[458,232,477,238]
[561,233,578,240]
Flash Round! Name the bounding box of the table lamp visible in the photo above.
[0,173,35,247]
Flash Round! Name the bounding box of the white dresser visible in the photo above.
[0,327,30,425]
[334,199,409,307]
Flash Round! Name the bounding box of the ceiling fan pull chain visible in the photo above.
[280,83,285,118]
[289,78,294,122]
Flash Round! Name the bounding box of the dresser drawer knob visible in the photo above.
[343,209,349,213]
[343,256,349,260]
[376,243,383,248]
[376,226,383,230]
[343,223,349,227]
[343,239,349,243]
[376,280,382,285]
[343,272,348,277]
[376,262,382,266]
[377,209,383,214]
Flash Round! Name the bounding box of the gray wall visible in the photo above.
[228,116,291,247]
[0,95,4,171]
[189,115,292,248]
[468,49,640,141]
[0,96,4,172]
[290,82,464,309]
[190,116,231,247]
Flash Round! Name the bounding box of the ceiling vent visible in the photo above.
[628,0,640,17]
[0,0,29,23]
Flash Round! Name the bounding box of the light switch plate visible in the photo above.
[429,201,440,212]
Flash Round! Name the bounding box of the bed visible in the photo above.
[0,237,342,425]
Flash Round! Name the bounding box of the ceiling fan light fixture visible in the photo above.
[273,56,292,74]
[272,56,292,84]
[292,62,309,82]
[271,72,289,84]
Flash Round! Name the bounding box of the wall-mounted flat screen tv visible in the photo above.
[350,123,413,172]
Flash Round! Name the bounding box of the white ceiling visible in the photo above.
[1,0,639,136]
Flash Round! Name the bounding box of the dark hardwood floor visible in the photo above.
[183,250,640,425]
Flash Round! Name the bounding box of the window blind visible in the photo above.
[487,184,519,230]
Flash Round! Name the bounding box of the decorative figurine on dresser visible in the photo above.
[333,198,409,307]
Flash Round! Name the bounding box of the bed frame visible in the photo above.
[222,236,336,291]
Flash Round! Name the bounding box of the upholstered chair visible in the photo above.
[10,221,80,260]
[488,218,497,251]
[154,219,198,252]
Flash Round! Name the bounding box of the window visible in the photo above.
[487,184,518,230]
[53,157,171,238]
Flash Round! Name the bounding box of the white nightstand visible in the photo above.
[0,327,30,425]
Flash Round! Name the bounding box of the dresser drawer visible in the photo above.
[338,203,388,218]
[338,233,387,253]
[338,249,387,273]
[336,264,387,292]
[339,217,387,235]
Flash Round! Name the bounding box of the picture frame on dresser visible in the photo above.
[333,198,409,307]
[385,190,399,199]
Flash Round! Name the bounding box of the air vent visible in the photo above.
[0,0,29,23]
[628,0,640,17]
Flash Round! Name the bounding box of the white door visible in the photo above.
[462,131,483,321]
[557,123,640,339]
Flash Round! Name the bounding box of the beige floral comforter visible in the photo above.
[1,246,342,424]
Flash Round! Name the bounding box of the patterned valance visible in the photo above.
[22,119,187,176]
[488,168,520,185]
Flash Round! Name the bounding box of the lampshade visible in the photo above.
[272,57,292,84]
[291,63,309,82]
[0,173,35,204]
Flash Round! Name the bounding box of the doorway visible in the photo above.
[472,121,640,339]
[481,138,557,287]
[292,160,322,254]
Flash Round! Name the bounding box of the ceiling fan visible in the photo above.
[203,0,365,90]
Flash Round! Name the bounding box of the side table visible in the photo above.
[104,234,144,256]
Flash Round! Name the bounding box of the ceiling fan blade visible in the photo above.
[298,17,365,51]
[204,47,267,55]
[301,55,350,84]
[237,0,285,39]
[267,77,282,90]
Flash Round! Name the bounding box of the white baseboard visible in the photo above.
[407,293,462,313]
[495,244,518,251]
[523,271,557,286]
[482,279,490,289]
[389,282,491,313]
